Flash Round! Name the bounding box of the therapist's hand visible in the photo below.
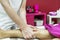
[20,26,34,39]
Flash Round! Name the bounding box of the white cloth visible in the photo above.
[0,0,22,30]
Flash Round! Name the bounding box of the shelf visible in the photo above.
[47,15,60,24]
[48,15,60,18]
[26,13,46,15]
[26,13,47,26]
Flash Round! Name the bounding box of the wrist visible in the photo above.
[20,26,27,31]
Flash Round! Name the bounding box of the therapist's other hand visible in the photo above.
[20,26,34,39]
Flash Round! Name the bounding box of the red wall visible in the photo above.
[26,0,60,13]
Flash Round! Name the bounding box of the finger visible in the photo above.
[29,32,35,38]
[26,34,30,38]
[22,31,26,38]
[24,30,33,38]
[22,30,29,38]
[32,34,36,38]
[25,31,32,38]
[22,27,34,38]
[25,28,33,36]
[22,30,30,38]
[27,31,34,38]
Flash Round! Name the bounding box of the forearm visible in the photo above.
[20,0,26,9]
[18,0,27,24]
[0,0,27,28]
[19,9,27,24]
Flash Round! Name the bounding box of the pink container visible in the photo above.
[34,4,39,13]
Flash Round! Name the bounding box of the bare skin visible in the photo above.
[0,28,52,39]
[0,0,34,38]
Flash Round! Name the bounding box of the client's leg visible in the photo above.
[34,29,53,39]
[0,29,53,39]
[0,29,23,38]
